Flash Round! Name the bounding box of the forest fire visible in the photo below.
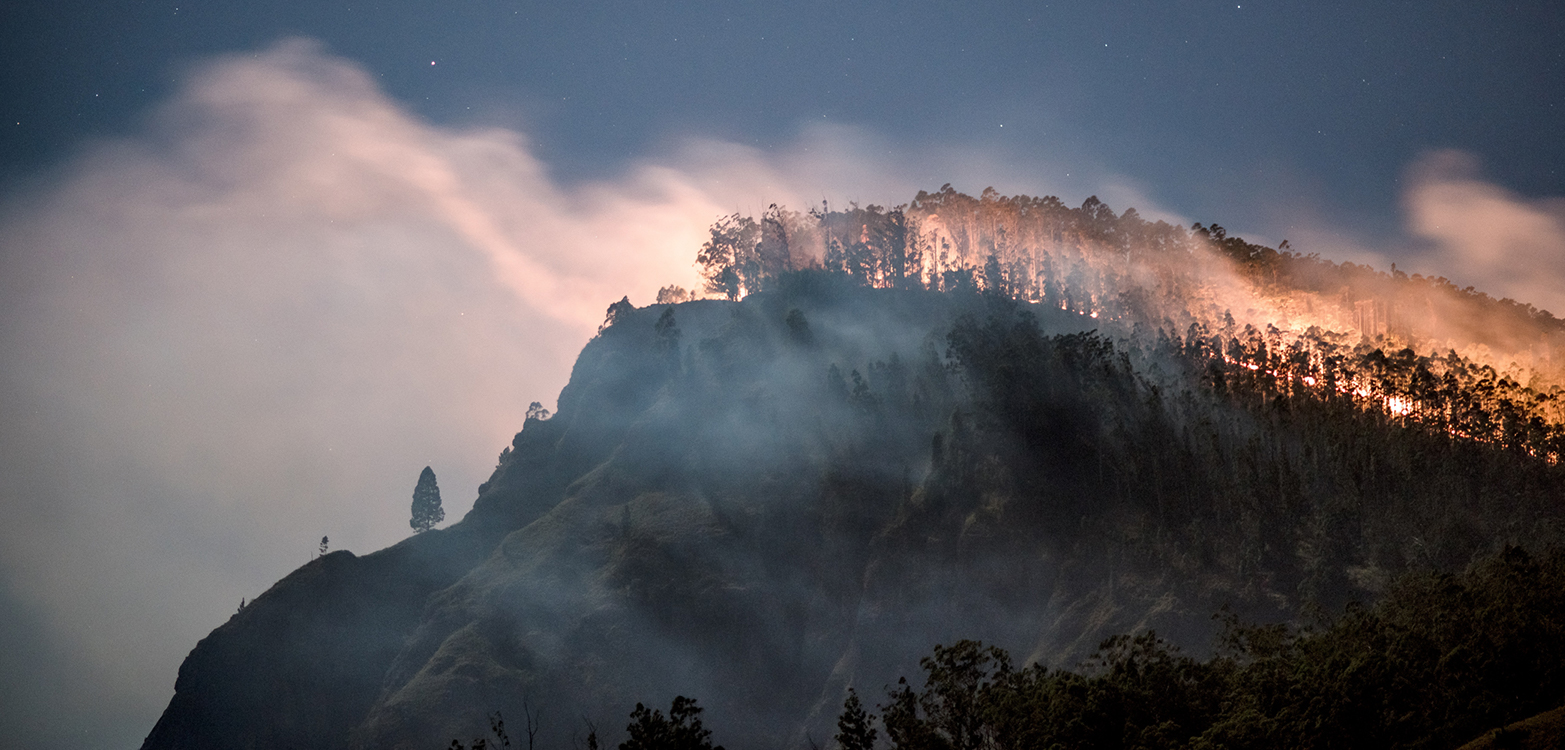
[692,187,1565,464]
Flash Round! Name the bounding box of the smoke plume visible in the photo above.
[0,39,932,748]
[1405,150,1565,318]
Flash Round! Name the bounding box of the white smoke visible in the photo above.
[0,39,775,748]
[0,39,1118,748]
[1404,149,1565,318]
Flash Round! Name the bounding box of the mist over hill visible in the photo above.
[140,190,1565,750]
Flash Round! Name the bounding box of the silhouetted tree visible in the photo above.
[696,213,759,300]
[980,254,1006,296]
[834,689,878,750]
[411,466,444,533]
[875,208,909,287]
[759,203,795,284]
[656,285,690,304]
[577,718,601,750]
[785,308,814,346]
[449,711,512,750]
[619,696,723,750]
[600,296,636,334]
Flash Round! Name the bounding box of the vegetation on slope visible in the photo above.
[690,189,1565,462]
[143,187,1565,750]
[852,545,1565,750]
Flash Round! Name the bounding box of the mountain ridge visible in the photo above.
[141,191,1565,749]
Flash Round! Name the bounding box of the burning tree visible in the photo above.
[695,213,759,300]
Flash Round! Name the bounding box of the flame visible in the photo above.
[1385,395,1415,417]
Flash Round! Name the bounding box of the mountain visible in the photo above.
[140,193,1565,750]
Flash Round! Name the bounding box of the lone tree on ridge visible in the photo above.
[411,466,444,533]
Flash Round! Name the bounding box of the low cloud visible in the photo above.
[0,37,1139,748]
[1404,150,1565,317]
[0,39,1186,748]
[0,39,876,748]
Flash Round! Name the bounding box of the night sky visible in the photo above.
[1,2,1562,747]
[6,1,1564,237]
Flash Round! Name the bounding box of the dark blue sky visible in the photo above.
[5,0,1562,243]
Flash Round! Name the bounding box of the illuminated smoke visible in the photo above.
[1405,150,1565,319]
[0,39,979,747]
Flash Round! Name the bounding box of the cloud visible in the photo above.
[0,39,1183,748]
[0,39,808,748]
[1404,150,1565,317]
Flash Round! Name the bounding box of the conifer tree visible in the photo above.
[411,466,444,533]
[834,689,877,750]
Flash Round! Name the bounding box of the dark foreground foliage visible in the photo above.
[450,697,720,750]
[855,546,1565,750]
[620,696,724,750]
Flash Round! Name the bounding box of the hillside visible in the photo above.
[141,282,1564,749]
[141,190,1565,749]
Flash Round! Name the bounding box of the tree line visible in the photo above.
[841,545,1565,750]
[687,187,1565,466]
[452,546,1564,749]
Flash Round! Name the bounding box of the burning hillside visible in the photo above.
[687,186,1565,462]
[142,187,1565,750]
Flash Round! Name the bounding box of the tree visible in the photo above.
[411,466,444,533]
[695,213,759,300]
[656,285,690,304]
[834,689,878,750]
[874,207,910,287]
[600,296,636,334]
[785,308,814,346]
[881,640,1010,750]
[758,203,795,283]
[619,696,723,750]
[449,711,512,750]
[655,307,681,366]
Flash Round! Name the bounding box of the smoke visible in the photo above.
[0,39,884,748]
[11,35,1557,750]
[0,37,1146,749]
[1405,149,1565,318]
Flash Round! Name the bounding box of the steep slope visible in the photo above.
[1458,706,1565,750]
[143,275,1565,750]
[139,526,499,750]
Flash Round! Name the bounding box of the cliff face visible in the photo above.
[142,276,1565,750]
